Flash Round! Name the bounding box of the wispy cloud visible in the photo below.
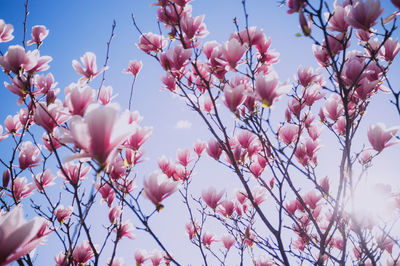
[175,120,192,129]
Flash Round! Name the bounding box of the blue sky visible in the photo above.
[1,0,400,264]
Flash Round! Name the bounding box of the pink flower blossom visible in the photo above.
[143,172,179,210]
[344,0,383,30]
[221,38,246,70]
[72,240,97,265]
[122,60,142,76]
[160,45,192,72]
[64,83,95,115]
[223,84,246,112]
[11,177,35,202]
[108,206,122,224]
[181,14,209,42]
[193,139,206,156]
[34,101,69,133]
[72,52,107,84]
[134,249,149,265]
[67,103,135,165]
[116,220,135,240]
[98,85,114,105]
[176,148,193,167]
[202,187,224,210]
[251,186,268,205]
[286,0,305,14]
[54,205,73,223]
[255,71,289,107]
[19,141,42,170]
[0,45,38,74]
[34,73,56,94]
[124,125,153,151]
[325,4,350,32]
[42,129,62,152]
[0,207,48,265]
[149,250,164,266]
[206,139,222,160]
[33,169,56,191]
[221,234,235,250]
[54,252,68,266]
[380,38,400,62]
[5,114,23,135]
[367,123,399,152]
[58,162,91,185]
[217,199,235,217]
[278,124,299,145]
[95,183,115,207]
[27,25,49,46]
[137,32,167,54]
[202,231,217,246]
[0,19,14,43]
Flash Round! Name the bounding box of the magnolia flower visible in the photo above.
[143,171,179,210]
[0,207,48,265]
[72,52,107,84]
[255,71,289,107]
[67,103,135,165]
[19,141,42,170]
[0,19,14,43]
[27,25,49,46]
[367,123,399,152]
[122,60,142,76]
[54,205,73,224]
[202,187,224,210]
[344,0,383,30]
[72,240,97,265]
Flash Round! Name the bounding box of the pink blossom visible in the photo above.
[2,170,10,188]
[221,234,235,250]
[72,52,107,83]
[297,66,317,87]
[5,114,22,135]
[223,84,246,112]
[19,141,42,170]
[286,0,305,14]
[344,0,383,30]
[134,249,149,265]
[278,124,299,145]
[58,162,90,185]
[218,199,235,217]
[255,71,289,107]
[303,85,324,106]
[200,95,214,112]
[137,32,167,54]
[116,220,135,240]
[230,27,266,48]
[251,186,268,205]
[95,183,115,207]
[202,231,217,246]
[143,172,179,210]
[312,44,330,67]
[98,85,114,105]
[11,177,35,202]
[107,155,126,180]
[185,221,200,240]
[367,123,399,152]
[33,169,56,191]
[161,72,176,91]
[42,129,62,152]
[303,191,322,209]
[149,250,164,266]
[323,94,344,121]
[27,25,49,46]
[250,161,264,177]
[181,14,209,42]
[34,101,69,133]
[72,240,96,265]
[206,139,223,160]
[202,187,224,210]
[54,205,73,223]
[308,124,323,141]
[4,76,30,104]
[108,206,122,224]
[176,148,193,167]
[236,130,256,150]
[359,150,372,164]
[0,19,14,43]
[193,139,206,156]
[107,257,125,266]
[299,9,311,36]
[380,38,400,62]
[34,73,56,94]
[67,103,135,165]
[0,207,48,265]
[124,125,152,151]
[0,45,38,74]
[221,38,246,69]
[122,60,142,76]
[54,252,68,266]
[160,45,192,72]
[325,4,350,32]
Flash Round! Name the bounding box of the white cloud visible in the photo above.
[175,120,192,129]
